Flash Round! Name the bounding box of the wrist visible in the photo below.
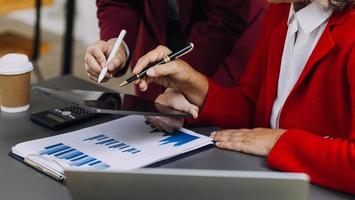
[118,44,128,68]
[183,70,208,107]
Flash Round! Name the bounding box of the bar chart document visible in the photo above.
[11,115,213,180]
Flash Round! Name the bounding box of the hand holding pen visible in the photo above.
[119,43,194,87]
[85,30,127,83]
[129,43,209,108]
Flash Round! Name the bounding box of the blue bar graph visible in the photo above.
[39,143,110,170]
[83,135,141,154]
[159,130,199,147]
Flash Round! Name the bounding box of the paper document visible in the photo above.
[11,115,212,179]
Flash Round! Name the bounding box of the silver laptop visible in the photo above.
[65,168,309,200]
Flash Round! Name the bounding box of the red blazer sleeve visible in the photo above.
[96,0,141,50]
[267,45,355,194]
[191,5,355,194]
[183,0,265,77]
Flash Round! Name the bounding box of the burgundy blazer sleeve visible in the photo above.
[96,0,141,50]
[183,0,264,77]
[189,5,274,128]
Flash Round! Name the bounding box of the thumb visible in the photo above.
[188,104,199,119]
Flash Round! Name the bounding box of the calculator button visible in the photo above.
[62,111,72,116]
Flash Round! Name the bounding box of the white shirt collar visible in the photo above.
[288,2,333,34]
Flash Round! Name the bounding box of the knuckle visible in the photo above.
[86,46,92,53]
[156,45,165,50]
[149,51,158,60]
[137,56,146,65]
[84,55,89,63]
[172,61,179,69]
[87,44,97,52]
[157,45,170,53]
[113,57,122,65]
[232,142,242,150]
[96,40,105,45]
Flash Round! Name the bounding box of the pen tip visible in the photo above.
[118,81,127,87]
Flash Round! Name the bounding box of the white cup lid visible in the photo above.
[0,54,33,75]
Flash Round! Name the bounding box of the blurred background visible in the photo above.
[0,0,134,94]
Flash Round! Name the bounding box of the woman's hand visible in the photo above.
[145,89,200,132]
[211,128,286,156]
[156,89,199,118]
[85,38,127,82]
[132,45,208,107]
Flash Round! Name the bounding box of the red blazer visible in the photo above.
[96,0,267,99]
[193,4,355,194]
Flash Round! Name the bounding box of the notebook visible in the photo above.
[10,115,213,181]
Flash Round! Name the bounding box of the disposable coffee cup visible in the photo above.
[0,54,33,113]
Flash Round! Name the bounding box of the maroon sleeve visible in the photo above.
[183,0,267,77]
[96,0,142,50]
[188,4,274,128]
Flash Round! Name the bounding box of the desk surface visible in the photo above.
[0,75,352,200]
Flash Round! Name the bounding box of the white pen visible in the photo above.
[98,29,127,83]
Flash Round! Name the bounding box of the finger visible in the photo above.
[216,129,250,136]
[155,116,183,130]
[216,140,267,156]
[146,61,178,78]
[107,54,124,72]
[215,141,245,152]
[139,79,149,92]
[189,105,199,119]
[154,89,199,118]
[85,66,100,78]
[145,116,172,132]
[212,129,250,141]
[151,118,175,133]
[132,45,171,75]
[85,54,102,76]
[87,71,109,83]
[87,73,98,82]
[139,76,155,92]
[89,46,107,68]
[212,131,233,142]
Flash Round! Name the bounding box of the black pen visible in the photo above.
[118,43,194,87]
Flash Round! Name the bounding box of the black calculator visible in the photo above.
[31,105,99,130]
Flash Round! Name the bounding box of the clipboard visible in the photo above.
[9,152,66,183]
[9,116,213,183]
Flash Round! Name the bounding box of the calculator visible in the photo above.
[31,105,99,130]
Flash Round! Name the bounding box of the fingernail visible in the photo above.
[215,142,220,146]
[192,110,198,119]
[210,132,216,138]
[147,68,155,76]
[108,64,113,70]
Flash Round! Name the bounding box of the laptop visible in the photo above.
[65,168,309,200]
